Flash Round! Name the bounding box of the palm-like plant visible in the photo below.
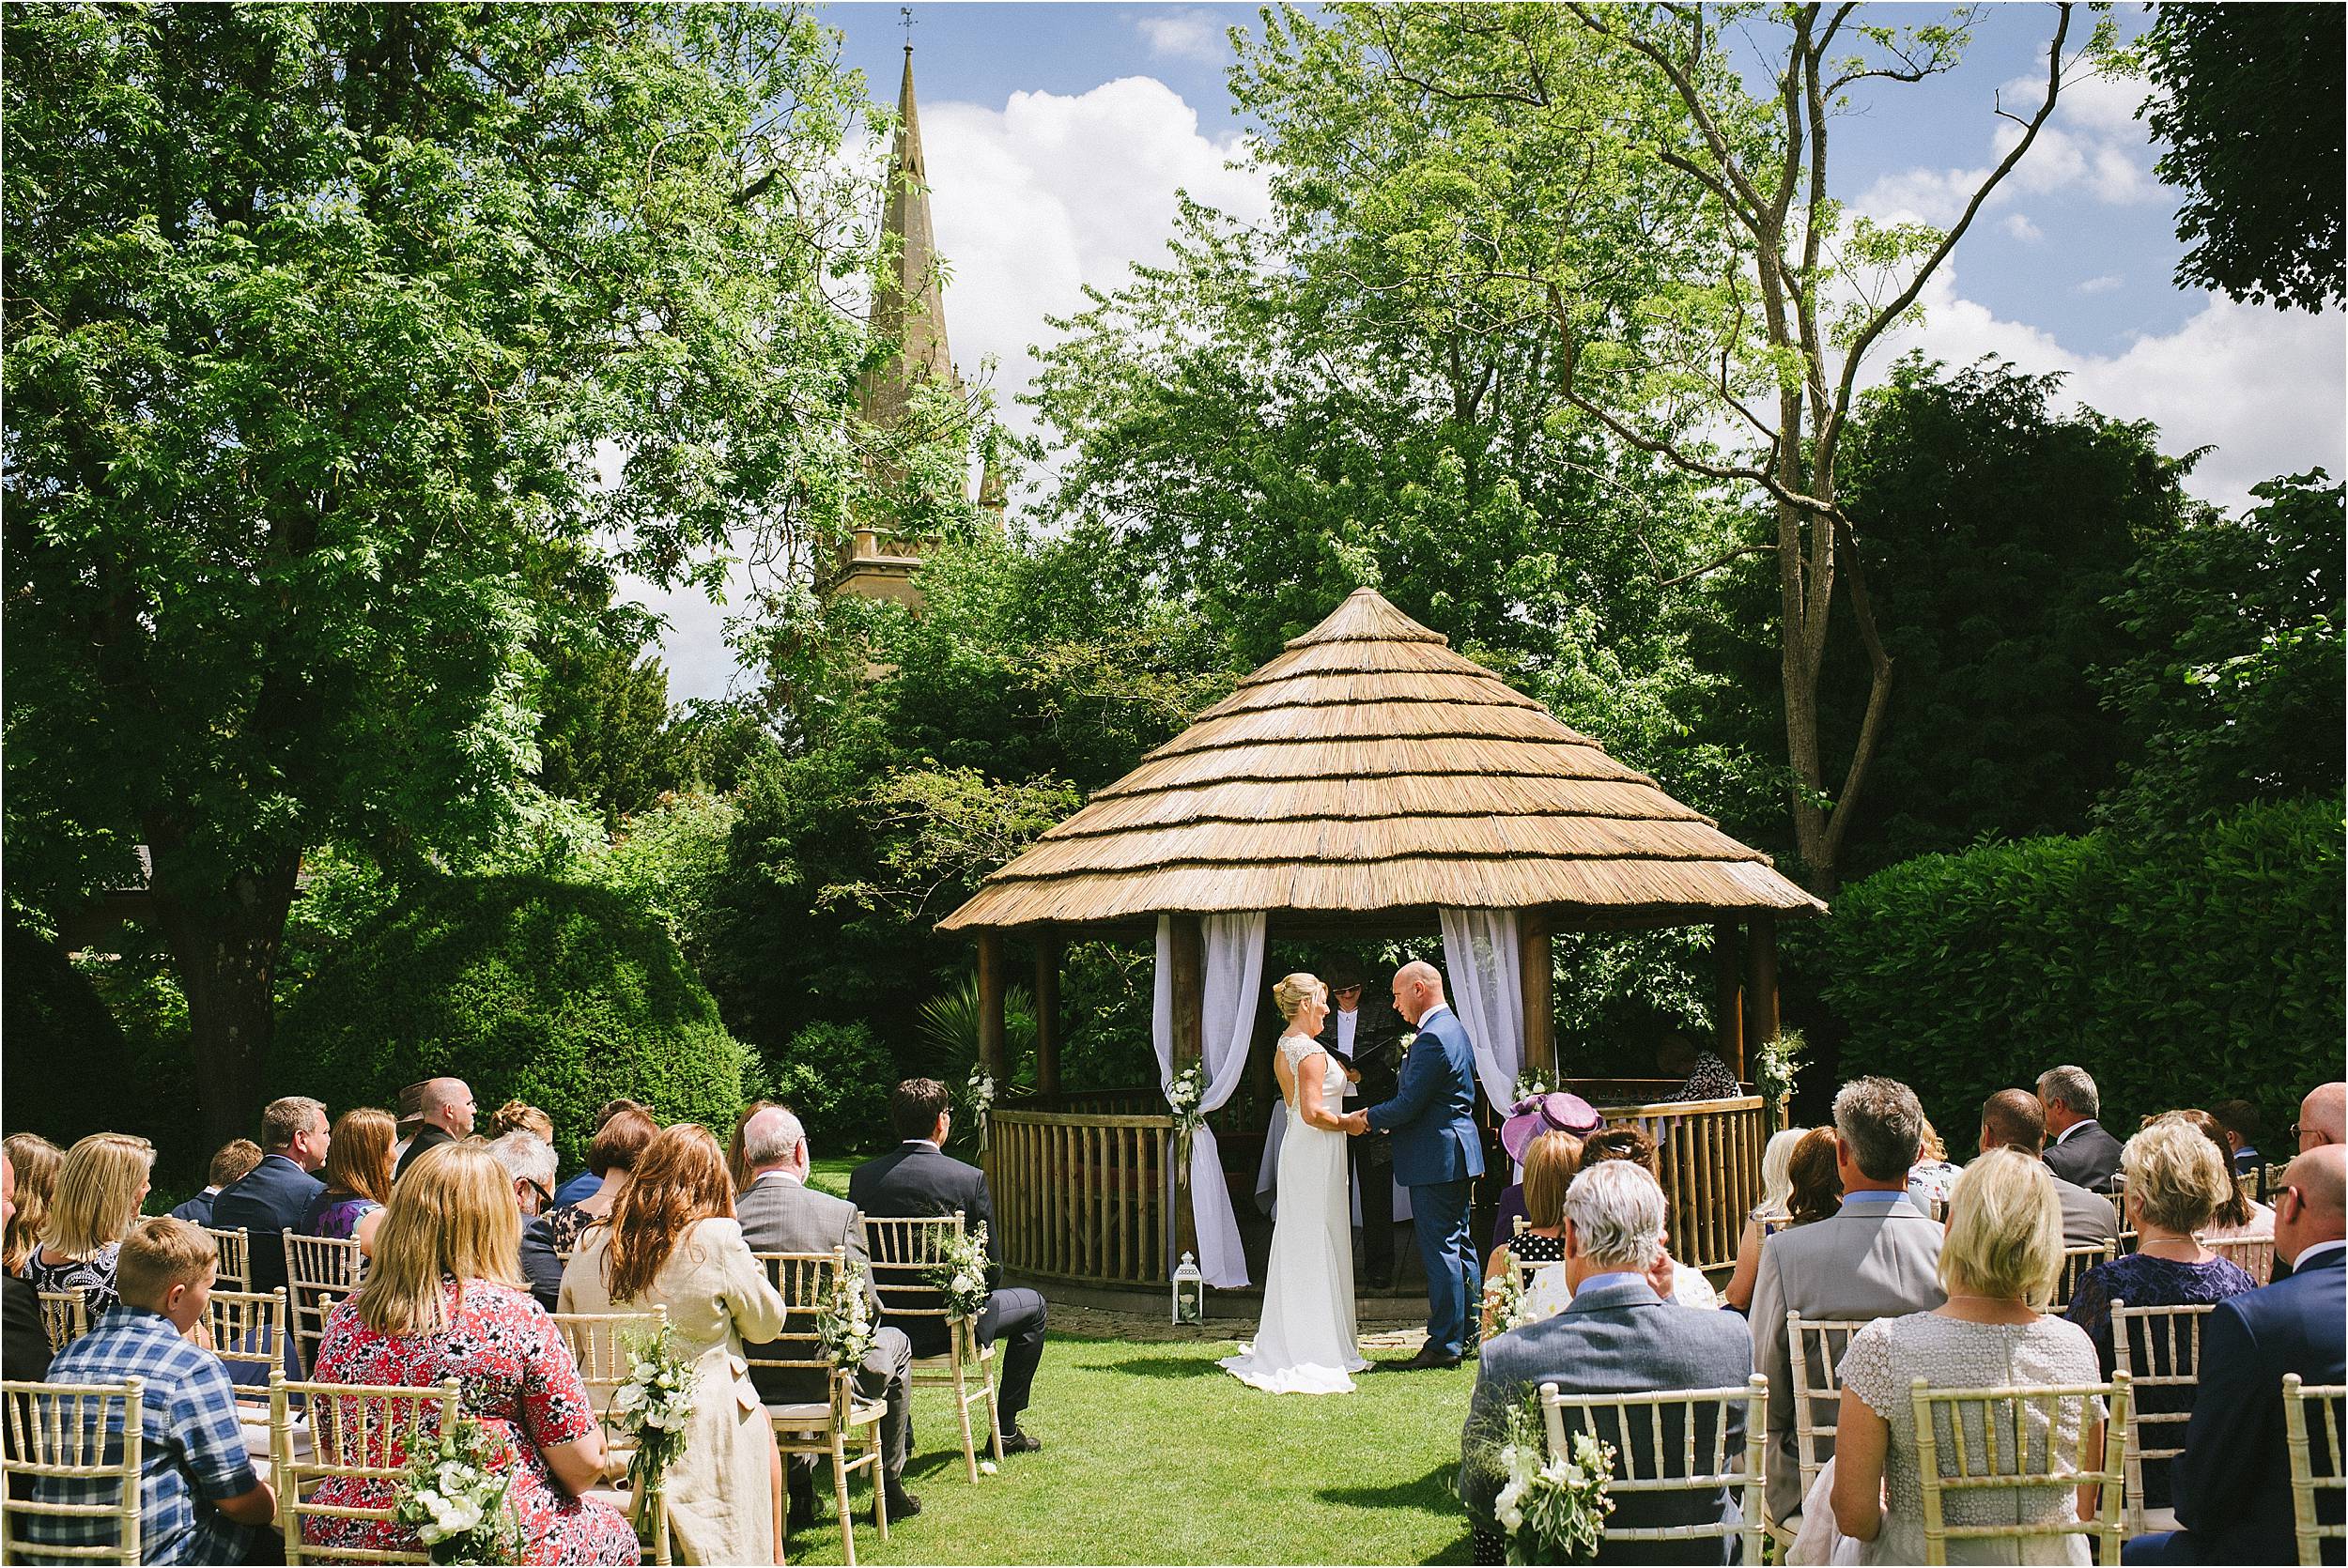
[914,976,1040,1088]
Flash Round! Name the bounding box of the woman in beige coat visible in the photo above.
[561,1123,788,1565]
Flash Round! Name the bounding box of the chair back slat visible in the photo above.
[550,1308,667,1453]
[861,1212,965,1323]
[2110,1299,2214,1536]
[199,1287,289,1404]
[2053,1242,2116,1314]
[2284,1376,2348,1568]
[1908,1374,2129,1566]
[272,1374,460,1565]
[283,1234,367,1368]
[2201,1234,2275,1285]
[1536,1376,1765,1561]
[36,1291,90,1355]
[205,1227,252,1293]
[0,1377,147,1564]
[1787,1314,1869,1501]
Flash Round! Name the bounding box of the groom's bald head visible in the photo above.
[1393,961,1445,1024]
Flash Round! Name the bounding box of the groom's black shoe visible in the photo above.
[1373,1345,1462,1372]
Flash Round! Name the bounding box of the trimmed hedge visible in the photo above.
[1819,796,2344,1154]
[275,875,749,1167]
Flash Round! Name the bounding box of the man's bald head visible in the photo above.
[1979,1089,2047,1156]
[2299,1082,2346,1152]
[740,1103,810,1181]
[2276,1144,2347,1265]
[1392,961,1445,1025]
[421,1077,476,1137]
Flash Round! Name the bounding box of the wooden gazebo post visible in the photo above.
[1033,930,1062,1097]
[1519,910,1555,1083]
[976,930,1009,1084]
[1713,921,1745,1082]
[1742,914,1779,1059]
[1166,915,1204,1264]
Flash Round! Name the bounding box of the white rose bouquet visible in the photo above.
[817,1263,877,1370]
[1480,1261,1537,1340]
[610,1325,699,1547]
[392,1411,524,1565]
[1473,1392,1616,1564]
[1512,1068,1558,1102]
[925,1221,992,1320]
[965,1068,997,1154]
[1166,1062,1209,1166]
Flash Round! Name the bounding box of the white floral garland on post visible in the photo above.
[610,1325,699,1549]
[815,1264,876,1371]
[1165,1062,1209,1170]
[965,1067,997,1155]
[393,1411,525,1565]
[926,1221,992,1321]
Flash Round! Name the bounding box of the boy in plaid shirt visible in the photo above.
[25,1218,276,1563]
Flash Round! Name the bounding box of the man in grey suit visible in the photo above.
[1749,1076,1946,1530]
[734,1106,919,1526]
[1979,1088,2119,1249]
[1463,1161,1753,1563]
[2038,1065,2124,1192]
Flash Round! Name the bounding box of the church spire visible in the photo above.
[858,40,956,429]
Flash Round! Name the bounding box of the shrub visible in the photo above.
[1819,796,2344,1154]
[768,1020,896,1151]
[3,922,136,1146]
[275,875,749,1167]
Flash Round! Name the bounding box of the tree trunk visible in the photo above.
[146,838,303,1155]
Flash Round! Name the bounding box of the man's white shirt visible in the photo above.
[1335,1007,1360,1099]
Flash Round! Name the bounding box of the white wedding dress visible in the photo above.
[1220,1032,1367,1393]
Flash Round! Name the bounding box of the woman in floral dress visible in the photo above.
[307,1141,637,1565]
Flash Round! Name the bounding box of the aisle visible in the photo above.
[783,1332,1477,1565]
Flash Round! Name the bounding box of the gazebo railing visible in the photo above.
[1585,1093,1769,1272]
[984,1108,1175,1286]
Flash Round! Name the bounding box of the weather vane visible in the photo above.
[901,7,916,49]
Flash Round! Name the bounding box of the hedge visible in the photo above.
[1818,796,2344,1155]
[275,875,749,1167]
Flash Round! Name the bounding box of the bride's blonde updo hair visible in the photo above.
[1272,973,1326,1022]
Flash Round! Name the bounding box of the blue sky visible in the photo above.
[643,2,2345,699]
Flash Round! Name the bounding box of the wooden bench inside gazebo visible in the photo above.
[939,589,1824,1296]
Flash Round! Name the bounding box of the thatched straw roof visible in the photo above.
[939,589,1826,932]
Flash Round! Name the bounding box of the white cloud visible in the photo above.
[1135,9,1228,66]
[2075,273,2124,295]
[2000,212,2043,243]
[1860,66,2162,228]
[1884,267,2347,514]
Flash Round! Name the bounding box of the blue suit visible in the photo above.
[1365,1003,1486,1358]
[2125,1244,2345,1564]
[209,1153,324,1301]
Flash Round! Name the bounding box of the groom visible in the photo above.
[1346,960,1485,1370]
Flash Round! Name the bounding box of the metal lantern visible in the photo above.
[1171,1251,1205,1325]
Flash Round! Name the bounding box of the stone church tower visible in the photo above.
[829,43,1000,609]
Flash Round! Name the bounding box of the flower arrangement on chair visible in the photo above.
[610,1324,699,1549]
[393,1411,526,1565]
[1472,1391,1617,1565]
[926,1221,993,1322]
[816,1262,877,1371]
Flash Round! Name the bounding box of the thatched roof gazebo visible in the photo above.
[940,589,1824,1295]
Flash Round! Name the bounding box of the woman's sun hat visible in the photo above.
[1501,1092,1603,1165]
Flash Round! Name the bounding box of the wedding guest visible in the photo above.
[25,1219,275,1563]
[1978,1088,2120,1249]
[2297,1081,2345,1152]
[2067,1116,2257,1521]
[555,1099,652,1207]
[531,1106,657,1272]
[25,1133,154,1323]
[299,1107,395,1253]
[393,1076,476,1180]
[1578,1127,1717,1307]
[1481,1130,1582,1336]
[1462,1161,1753,1565]
[1784,1126,1844,1226]
[1658,1031,1739,1103]
[1723,1127,1807,1314]
[852,1078,1049,1453]
[166,1140,263,1227]
[310,1142,635,1564]
[2,1150,51,1391]
[1491,1091,1602,1246]
[727,1099,784,1193]
[210,1096,329,1303]
[1830,1149,2102,1563]
[2170,1108,2273,1242]
[734,1104,919,1528]
[2122,1145,2347,1564]
[1906,1119,1962,1214]
[2039,1065,2123,1191]
[561,1124,789,1565]
[1751,1076,1946,1530]
[390,1080,428,1165]
[3,1132,61,1274]
[486,1130,565,1310]
[490,1099,556,1146]
[2208,1099,2263,1177]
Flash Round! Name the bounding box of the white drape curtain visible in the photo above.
[1152,912,1264,1288]
[1440,906,1524,1115]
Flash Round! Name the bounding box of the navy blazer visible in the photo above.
[2170,1245,2346,1563]
[209,1153,325,1298]
[1464,1278,1755,1563]
[1364,1005,1485,1188]
[848,1142,999,1359]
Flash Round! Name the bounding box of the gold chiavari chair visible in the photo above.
[281,1234,365,1372]
[0,1377,146,1564]
[2053,1241,2117,1314]
[551,1308,672,1565]
[863,1210,1001,1483]
[2284,1375,2348,1568]
[2109,1298,2217,1535]
[749,1249,889,1566]
[35,1292,89,1356]
[1909,1372,2130,1565]
[1776,1315,1870,1547]
[270,1374,459,1566]
[1537,1376,1767,1564]
[204,1227,252,1294]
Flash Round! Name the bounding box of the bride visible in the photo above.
[1221,971,1368,1393]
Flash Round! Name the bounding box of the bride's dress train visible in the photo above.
[1221,1032,1367,1393]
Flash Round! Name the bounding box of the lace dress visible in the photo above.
[1220,1032,1366,1393]
[1840,1313,2103,1564]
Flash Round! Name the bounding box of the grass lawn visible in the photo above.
[784,1334,1477,1566]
